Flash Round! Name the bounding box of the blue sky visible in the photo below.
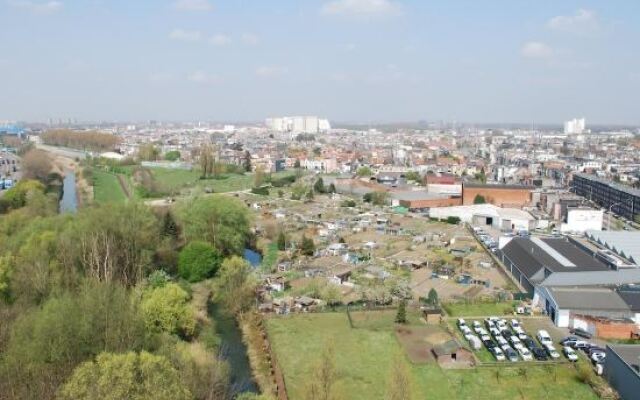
[1,0,638,124]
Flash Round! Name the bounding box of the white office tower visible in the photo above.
[265,116,329,133]
[564,118,586,134]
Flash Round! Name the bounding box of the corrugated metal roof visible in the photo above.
[547,287,630,311]
[586,230,640,265]
[540,270,640,286]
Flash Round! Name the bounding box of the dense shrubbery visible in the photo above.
[178,241,222,282]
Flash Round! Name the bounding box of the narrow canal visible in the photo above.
[59,170,77,213]
[208,302,258,395]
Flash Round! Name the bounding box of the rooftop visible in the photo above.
[574,173,640,197]
[586,230,640,265]
[607,345,640,375]
[547,287,630,312]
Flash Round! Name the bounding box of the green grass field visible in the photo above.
[93,170,127,203]
[148,168,297,194]
[266,312,598,400]
[442,301,518,317]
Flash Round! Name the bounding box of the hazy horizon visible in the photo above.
[2,0,639,125]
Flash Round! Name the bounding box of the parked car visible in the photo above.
[591,352,606,364]
[457,318,467,328]
[491,347,506,361]
[563,346,579,362]
[483,339,496,349]
[480,334,491,342]
[532,347,548,361]
[496,336,508,346]
[544,344,561,360]
[587,347,606,357]
[560,336,579,345]
[522,337,537,350]
[516,345,533,361]
[472,320,481,329]
[570,327,592,339]
[573,341,591,351]
[536,330,553,346]
[504,347,519,362]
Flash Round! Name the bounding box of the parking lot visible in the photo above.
[0,151,21,194]
[452,316,590,365]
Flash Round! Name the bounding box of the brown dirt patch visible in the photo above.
[395,325,454,364]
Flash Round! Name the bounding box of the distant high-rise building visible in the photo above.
[564,118,586,134]
[265,116,331,133]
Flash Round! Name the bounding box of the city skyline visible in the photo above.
[1,0,639,124]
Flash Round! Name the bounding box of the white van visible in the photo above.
[537,330,553,346]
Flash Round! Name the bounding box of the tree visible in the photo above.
[138,143,160,161]
[178,241,222,282]
[141,283,196,337]
[198,143,215,178]
[473,194,486,204]
[21,149,53,183]
[214,256,255,316]
[404,171,421,183]
[161,211,179,239]
[364,191,389,206]
[306,189,315,200]
[427,288,439,306]
[180,196,251,255]
[243,150,252,172]
[164,150,181,161]
[395,300,407,324]
[305,344,337,400]
[356,166,372,177]
[254,165,266,187]
[277,231,287,251]
[58,351,191,400]
[300,235,315,256]
[314,177,326,194]
[327,183,336,194]
[387,354,412,400]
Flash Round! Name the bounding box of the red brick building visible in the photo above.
[462,183,534,208]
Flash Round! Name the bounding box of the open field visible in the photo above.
[266,312,598,400]
[92,169,127,203]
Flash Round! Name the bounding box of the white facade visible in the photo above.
[265,116,330,133]
[564,118,586,134]
[429,204,535,232]
[560,208,603,234]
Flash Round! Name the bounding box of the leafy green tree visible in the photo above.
[164,150,181,161]
[58,351,191,400]
[243,150,252,172]
[2,179,45,210]
[178,241,222,282]
[161,211,180,239]
[277,231,287,251]
[327,183,336,194]
[364,191,389,206]
[147,270,171,289]
[427,288,439,306]
[356,166,372,176]
[300,235,315,256]
[314,177,326,194]
[473,194,486,204]
[214,256,255,316]
[404,171,421,182]
[180,196,251,255]
[141,283,196,337]
[395,300,407,324]
[306,189,315,200]
[138,143,160,161]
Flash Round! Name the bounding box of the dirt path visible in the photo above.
[116,174,132,199]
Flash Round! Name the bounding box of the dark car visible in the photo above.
[483,339,496,349]
[570,327,592,339]
[523,337,537,350]
[560,336,579,345]
[532,348,548,361]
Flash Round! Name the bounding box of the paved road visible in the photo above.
[36,143,89,160]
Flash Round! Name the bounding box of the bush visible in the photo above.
[251,186,270,196]
[341,199,356,207]
[178,241,222,282]
[446,216,461,224]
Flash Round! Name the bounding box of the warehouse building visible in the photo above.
[572,173,640,222]
[604,345,640,400]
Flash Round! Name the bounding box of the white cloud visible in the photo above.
[547,9,598,34]
[187,71,222,85]
[321,0,402,18]
[209,34,231,46]
[521,41,554,59]
[255,65,288,77]
[241,33,260,46]
[7,0,62,14]
[169,29,202,42]
[173,0,212,12]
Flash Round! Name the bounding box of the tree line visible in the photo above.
[41,129,121,152]
[0,182,268,400]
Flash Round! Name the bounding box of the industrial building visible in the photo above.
[429,204,535,232]
[572,173,640,222]
[462,183,534,208]
[265,116,331,134]
[604,345,640,400]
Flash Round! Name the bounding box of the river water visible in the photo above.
[209,302,258,395]
[59,171,77,213]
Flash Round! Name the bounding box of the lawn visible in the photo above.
[442,301,518,317]
[93,169,127,203]
[149,168,297,194]
[266,312,598,400]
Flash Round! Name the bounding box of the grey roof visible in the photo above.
[586,230,640,265]
[501,237,609,280]
[540,270,640,287]
[617,288,640,312]
[607,345,640,375]
[547,287,631,312]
